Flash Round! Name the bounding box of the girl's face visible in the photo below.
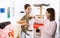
[25,6,32,14]
[46,11,50,19]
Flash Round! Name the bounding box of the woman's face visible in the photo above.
[25,6,32,14]
[46,11,50,19]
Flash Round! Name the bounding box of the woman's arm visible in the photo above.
[42,22,57,36]
[35,18,44,24]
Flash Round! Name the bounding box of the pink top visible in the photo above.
[0,24,14,38]
[35,19,57,38]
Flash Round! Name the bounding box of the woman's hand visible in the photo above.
[8,31,14,38]
[35,15,44,19]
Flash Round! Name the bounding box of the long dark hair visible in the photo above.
[46,8,55,21]
[0,21,11,29]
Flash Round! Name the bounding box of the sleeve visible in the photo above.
[42,22,57,36]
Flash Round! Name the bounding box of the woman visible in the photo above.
[35,8,57,38]
[0,21,21,38]
[0,21,14,38]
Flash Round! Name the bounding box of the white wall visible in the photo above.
[0,0,16,22]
